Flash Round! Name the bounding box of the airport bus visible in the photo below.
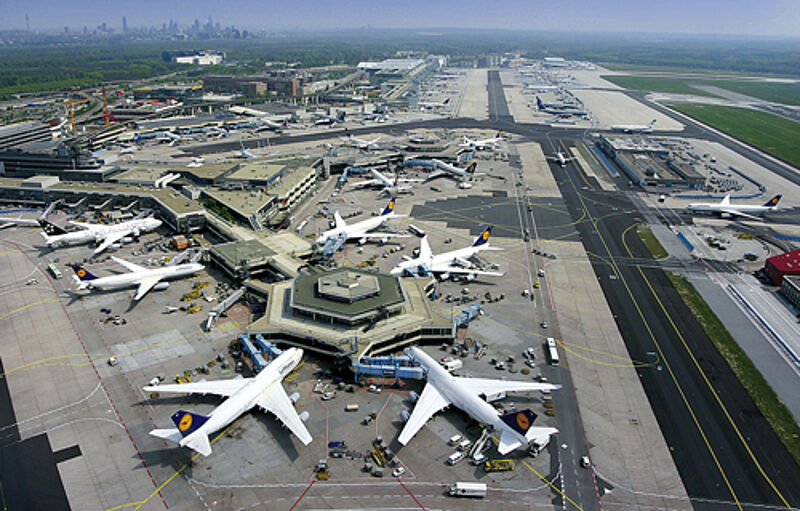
[408,224,426,237]
[48,263,62,280]
[545,337,559,366]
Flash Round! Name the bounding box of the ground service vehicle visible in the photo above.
[484,459,514,472]
[449,482,487,497]
[546,337,559,366]
[447,451,467,465]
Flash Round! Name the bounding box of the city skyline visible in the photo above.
[2,0,799,37]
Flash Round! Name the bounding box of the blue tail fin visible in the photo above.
[496,131,501,138]
[472,226,493,247]
[171,410,210,438]
[337,111,346,122]
[763,195,781,207]
[381,197,397,216]
[536,97,544,110]
[345,128,351,137]
[71,265,98,281]
[39,218,68,235]
[500,409,537,435]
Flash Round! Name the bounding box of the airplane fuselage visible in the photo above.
[81,263,204,292]
[317,215,392,244]
[44,218,161,247]
[686,203,775,216]
[182,348,302,447]
[391,245,487,275]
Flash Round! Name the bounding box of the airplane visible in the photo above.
[349,168,421,196]
[426,160,484,181]
[686,194,782,220]
[610,119,656,133]
[390,226,504,280]
[535,97,587,116]
[360,112,389,122]
[313,111,346,126]
[459,132,503,151]
[419,98,450,110]
[235,141,256,159]
[340,129,382,150]
[0,201,59,229]
[39,216,162,255]
[145,347,312,457]
[252,118,287,133]
[187,156,205,168]
[524,84,559,92]
[315,197,407,246]
[398,347,560,455]
[71,256,204,301]
[547,150,576,167]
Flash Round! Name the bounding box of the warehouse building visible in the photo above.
[780,275,800,309]
[764,248,800,286]
[598,135,705,189]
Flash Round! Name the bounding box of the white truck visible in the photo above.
[449,482,487,498]
[441,359,463,372]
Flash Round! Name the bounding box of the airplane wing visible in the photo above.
[359,233,411,239]
[398,382,451,445]
[93,230,129,255]
[144,379,250,397]
[719,209,763,221]
[111,256,146,273]
[425,170,447,181]
[349,179,379,189]
[68,221,93,230]
[255,386,312,445]
[133,276,163,301]
[431,265,506,277]
[454,377,560,396]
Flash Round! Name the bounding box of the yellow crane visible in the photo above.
[66,97,91,131]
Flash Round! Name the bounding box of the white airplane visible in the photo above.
[340,129,382,150]
[391,226,504,280]
[547,150,576,167]
[40,216,162,255]
[426,160,484,181]
[235,141,256,159]
[0,201,59,229]
[611,119,656,133]
[349,169,421,196]
[253,118,287,133]
[187,156,205,168]
[686,194,781,220]
[459,132,503,151]
[71,256,204,301]
[361,112,389,122]
[399,347,560,455]
[313,112,346,126]
[145,347,312,457]
[316,197,407,245]
[419,98,450,110]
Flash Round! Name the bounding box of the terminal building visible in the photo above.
[247,267,453,366]
[598,135,705,189]
[0,121,57,150]
[764,248,800,286]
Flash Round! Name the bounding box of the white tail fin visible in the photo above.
[720,194,731,206]
[181,432,212,457]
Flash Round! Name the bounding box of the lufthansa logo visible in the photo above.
[516,412,530,430]
[178,413,193,432]
[77,269,86,277]
[482,230,490,240]
[388,201,395,209]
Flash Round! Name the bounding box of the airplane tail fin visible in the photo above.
[381,197,397,216]
[337,111,346,122]
[345,128,351,137]
[443,98,450,105]
[537,97,544,110]
[171,410,210,438]
[500,409,538,435]
[649,119,656,128]
[496,131,502,138]
[71,264,99,281]
[763,194,782,207]
[466,162,477,174]
[38,218,68,235]
[472,226,493,247]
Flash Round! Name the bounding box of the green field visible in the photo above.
[672,103,800,168]
[601,75,719,97]
[705,80,800,106]
[666,272,800,466]
[636,224,668,259]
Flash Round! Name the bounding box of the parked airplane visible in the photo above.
[349,169,421,196]
[313,112,346,126]
[340,129,382,150]
[0,201,59,229]
[235,141,256,159]
[145,347,312,457]
[419,98,450,110]
[40,216,162,255]
[316,197,407,245]
[611,119,656,133]
[535,97,587,116]
[686,194,781,220]
[252,118,288,133]
[71,256,204,301]
[547,150,576,167]
[187,156,205,168]
[426,160,484,181]
[361,112,389,122]
[399,347,560,454]
[524,84,559,92]
[459,132,503,151]
[390,226,504,280]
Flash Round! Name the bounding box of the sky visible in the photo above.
[2,0,799,37]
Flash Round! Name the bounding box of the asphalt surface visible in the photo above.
[550,149,800,510]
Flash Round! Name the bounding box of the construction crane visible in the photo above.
[102,85,110,127]
[66,96,91,131]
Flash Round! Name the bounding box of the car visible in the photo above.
[580,456,591,468]
[392,467,406,477]
[540,321,548,328]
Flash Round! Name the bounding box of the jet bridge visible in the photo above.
[353,354,425,381]
[239,334,269,373]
